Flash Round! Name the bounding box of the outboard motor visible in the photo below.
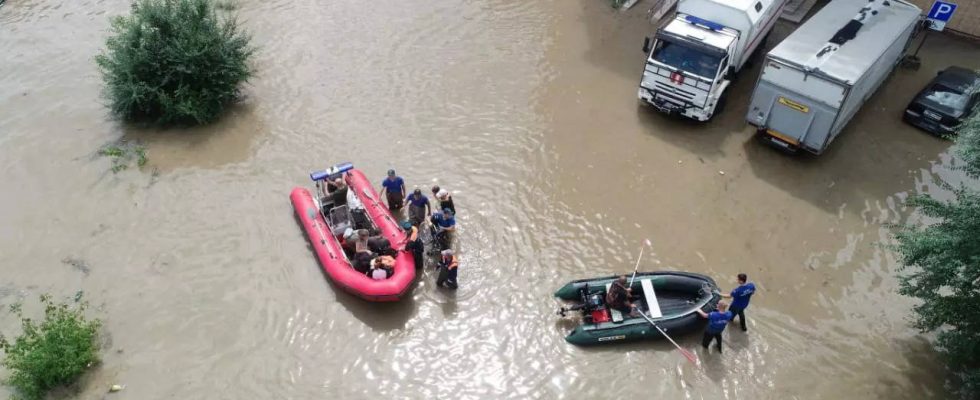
[585,293,604,311]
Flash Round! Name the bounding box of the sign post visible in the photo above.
[903,1,958,70]
[926,1,957,32]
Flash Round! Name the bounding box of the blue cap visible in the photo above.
[400,221,412,230]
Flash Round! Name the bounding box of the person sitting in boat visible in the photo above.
[430,208,457,251]
[353,251,373,274]
[351,230,373,273]
[327,178,348,207]
[431,186,456,215]
[402,221,424,269]
[368,235,396,257]
[339,228,356,257]
[369,255,395,280]
[406,188,431,226]
[379,169,406,212]
[606,276,637,316]
[354,229,371,253]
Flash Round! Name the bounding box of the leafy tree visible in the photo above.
[96,0,254,126]
[0,294,101,400]
[895,110,980,398]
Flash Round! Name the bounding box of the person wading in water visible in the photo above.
[697,301,732,353]
[402,221,424,269]
[429,208,456,251]
[721,273,756,332]
[379,169,406,212]
[406,188,430,227]
[437,249,459,289]
[431,186,456,215]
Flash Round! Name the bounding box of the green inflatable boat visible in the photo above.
[555,271,721,346]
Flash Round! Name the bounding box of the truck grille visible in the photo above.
[654,81,697,100]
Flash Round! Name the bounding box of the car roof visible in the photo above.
[935,67,980,93]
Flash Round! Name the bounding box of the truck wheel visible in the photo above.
[709,93,728,121]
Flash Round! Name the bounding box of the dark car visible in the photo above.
[904,66,980,136]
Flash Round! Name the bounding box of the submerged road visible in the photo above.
[1,0,978,398]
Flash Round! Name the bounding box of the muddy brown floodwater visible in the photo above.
[2,0,980,398]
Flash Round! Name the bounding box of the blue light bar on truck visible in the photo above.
[310,162,354,181]
[684,15,725,31]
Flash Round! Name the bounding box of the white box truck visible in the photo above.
[638,0,788,121]
[745,0,921,154]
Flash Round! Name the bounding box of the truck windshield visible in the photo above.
[651,39,722,79]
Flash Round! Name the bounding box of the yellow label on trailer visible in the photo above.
[778,97,809,113]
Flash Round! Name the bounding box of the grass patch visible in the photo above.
[0,293,101,400]
[99,141,147,173]
[96,0,255,126]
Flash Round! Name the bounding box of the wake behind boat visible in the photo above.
[555,271,720,346]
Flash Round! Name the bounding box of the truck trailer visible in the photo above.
[638,0,788,121]
[745,0,921,154]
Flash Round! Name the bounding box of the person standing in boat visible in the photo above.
[379,169,406,212]
[402,222,424,269]
[436,249,459,289]
[405,188,430,226]
[696,301,732,353]
[721,273,755,332]
[328,178,348,207]
[431,186,456,215]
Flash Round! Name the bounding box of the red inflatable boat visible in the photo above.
[290,162,415,301]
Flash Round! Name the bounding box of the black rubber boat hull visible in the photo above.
[555,271,720,346]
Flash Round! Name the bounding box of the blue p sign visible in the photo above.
[926,1,957,31]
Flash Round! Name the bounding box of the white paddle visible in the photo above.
[628,239,652,288]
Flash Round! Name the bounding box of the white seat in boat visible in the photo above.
[605,283,624,323]
[641,279,662,318]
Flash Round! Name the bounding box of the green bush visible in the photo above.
[0,294,101,400]
[895,108,980,398]
[96,0,254,126]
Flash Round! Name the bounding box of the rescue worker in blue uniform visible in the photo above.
[697,301,732,353]
[722,273,756,332]
[429,208,456,251]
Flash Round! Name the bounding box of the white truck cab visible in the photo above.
[638,0,787,121]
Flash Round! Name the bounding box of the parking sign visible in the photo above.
[926,1,957,31]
